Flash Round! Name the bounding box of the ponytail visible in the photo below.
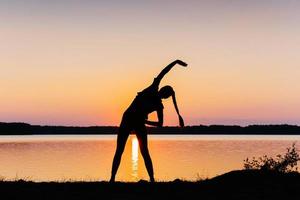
[172,92,180,116]
[172,92,185,127]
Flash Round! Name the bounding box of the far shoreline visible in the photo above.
[1,122,300,135]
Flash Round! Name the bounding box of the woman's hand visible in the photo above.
[179,115,185,127]
[175,60,188,67]
[145,120,163,127]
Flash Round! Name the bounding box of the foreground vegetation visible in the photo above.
[0,170,299,200]
[244,143,300,173]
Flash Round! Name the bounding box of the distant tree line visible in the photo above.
[0,122,300,135]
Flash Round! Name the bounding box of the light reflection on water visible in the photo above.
[0,135,299,182]
[131,136,139,180]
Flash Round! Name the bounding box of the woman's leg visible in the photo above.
[136,128,155,182]
[110,126,130,182]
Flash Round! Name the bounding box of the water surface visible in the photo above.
[0,135,299,182]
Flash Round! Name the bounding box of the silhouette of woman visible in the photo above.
[110,60,187,182]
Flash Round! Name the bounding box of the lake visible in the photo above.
[0,135,299,182]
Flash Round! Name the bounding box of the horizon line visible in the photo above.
[1,121,299,128]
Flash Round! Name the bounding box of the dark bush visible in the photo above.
[244,143,300,173]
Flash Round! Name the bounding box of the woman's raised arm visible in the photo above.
[154,60,187,87]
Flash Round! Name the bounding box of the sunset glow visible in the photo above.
[1,1,300,126]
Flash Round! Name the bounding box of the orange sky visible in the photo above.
[1,1,300,126]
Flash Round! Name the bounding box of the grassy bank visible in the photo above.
[1,170,300,200]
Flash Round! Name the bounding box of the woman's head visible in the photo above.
[159,85,174,99]
[159,85,184,127]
